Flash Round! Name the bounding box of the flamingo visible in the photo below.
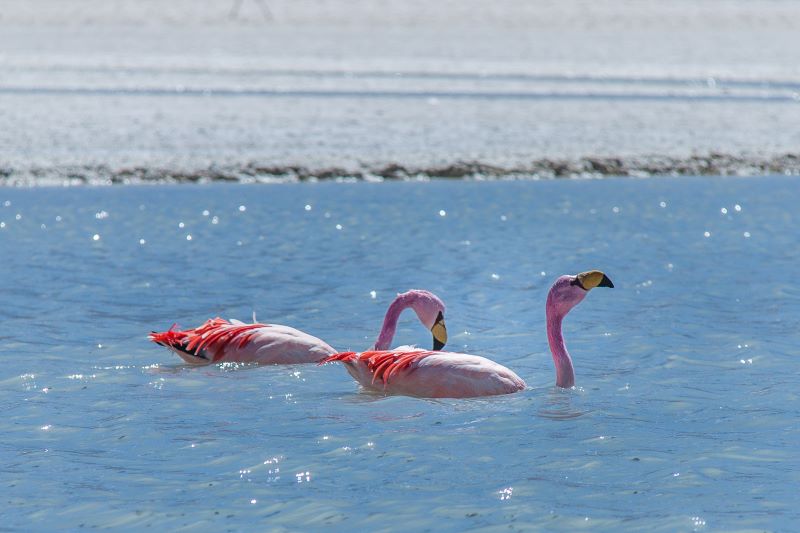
[369,289,448,351]
[321,271,613,398]
[149,316,336,365]
[148,289,447,365]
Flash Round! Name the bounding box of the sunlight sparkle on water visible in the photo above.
[498,487,513,500]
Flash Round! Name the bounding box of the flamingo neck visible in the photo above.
[374,294,413,350]
[546,307,575,388]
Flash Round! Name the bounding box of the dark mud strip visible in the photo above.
[2,153,799,186]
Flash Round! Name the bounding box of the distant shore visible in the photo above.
[3,152,799,186]
[3,0,800,186]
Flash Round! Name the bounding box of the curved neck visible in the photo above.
[374,295,413,350]
[546,306,575,388]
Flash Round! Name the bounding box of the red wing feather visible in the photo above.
[150,318,267,361]
[322,349,435,385]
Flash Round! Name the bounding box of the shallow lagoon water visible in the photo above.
[1,177,798,531]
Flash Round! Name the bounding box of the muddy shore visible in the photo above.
[3,153,798,186]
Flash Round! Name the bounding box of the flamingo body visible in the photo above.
[323,349,526,398]
[150,317,335,365]
[323,270,613,398]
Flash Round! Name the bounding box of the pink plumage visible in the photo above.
[149,289,447,366]
[322,271,613,398]
[149,317,336,365]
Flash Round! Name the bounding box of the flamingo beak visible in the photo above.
[574,270,614,290]
[598,274,614,288]
[431,312,448,350]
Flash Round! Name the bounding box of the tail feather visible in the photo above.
[319,351,359,365]
[149,324,208,360]
[149,324,186,346]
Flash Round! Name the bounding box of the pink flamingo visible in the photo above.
[369,289,448,351]
[149,289,447,365]
[149,317,336,365]
[322,271,613,398]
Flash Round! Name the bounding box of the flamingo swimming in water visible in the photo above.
[322,271,613,398]
[149,316,336,365]
[148,289,448,365]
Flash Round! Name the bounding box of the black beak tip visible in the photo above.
[600,275,614,288]
[433,338,446,351]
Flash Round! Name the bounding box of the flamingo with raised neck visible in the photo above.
[148,289,447,365]
[322,271,613,397]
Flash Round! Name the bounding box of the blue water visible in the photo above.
[1,178,798,531]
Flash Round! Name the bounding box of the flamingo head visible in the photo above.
[547,270,614,317]
[403,289,448,350]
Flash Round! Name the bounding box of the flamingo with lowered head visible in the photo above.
[369,289,448,352]
[321,271,613,398]
[149,289,448,365]
[149,316,336,365]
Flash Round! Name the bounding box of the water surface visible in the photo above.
[1,178,798,531]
